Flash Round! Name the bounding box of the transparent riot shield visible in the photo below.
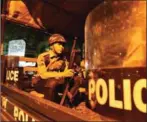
[85,1,146,121]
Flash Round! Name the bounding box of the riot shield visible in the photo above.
[85,1,146,121]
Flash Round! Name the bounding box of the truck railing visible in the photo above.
[1,83,90,121]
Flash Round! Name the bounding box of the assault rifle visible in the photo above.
[60,37,78,105]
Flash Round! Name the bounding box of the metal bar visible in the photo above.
[0,0,7,55]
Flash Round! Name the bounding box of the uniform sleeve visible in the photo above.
[37,53,67,79]
[37,54,47,78]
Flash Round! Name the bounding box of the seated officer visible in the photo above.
[34,34,81,102]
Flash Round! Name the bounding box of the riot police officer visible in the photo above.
[34,34,80,102]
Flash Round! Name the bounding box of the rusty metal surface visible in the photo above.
[73,102,117,121]
[1,84,102,121]
[4,0,102,37]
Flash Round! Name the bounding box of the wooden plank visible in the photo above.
[23,67,37,72]
[19,57,37,62]
[5,56,37,62]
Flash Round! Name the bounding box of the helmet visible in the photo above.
[48,34,66,45]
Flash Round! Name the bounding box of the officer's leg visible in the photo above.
[68,76,81,99]
[44,79,58,101]
[34,79,46,93]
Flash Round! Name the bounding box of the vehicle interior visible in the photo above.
[1,0,146,121]
[1,0,103,104]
